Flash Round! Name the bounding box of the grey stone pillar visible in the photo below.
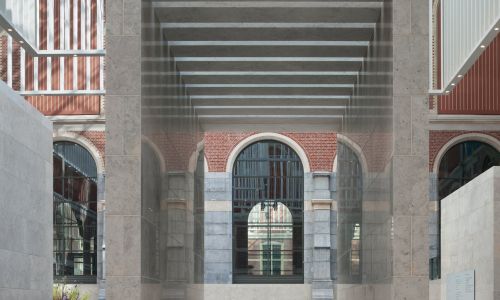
[105,0,142,298]
[391,0,430,298]
[162,172,191,299]
[311,172,335,300]
[312,199,334,300]
[203,172,232,284]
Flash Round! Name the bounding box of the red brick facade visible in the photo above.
[75,131,106,165]
[148,132,201,172]
[204,132,337,172]
[429,130,500,171]
[26,95,101,115]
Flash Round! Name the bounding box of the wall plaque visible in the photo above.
[446,270,474,300]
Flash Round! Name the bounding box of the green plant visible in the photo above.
[52,284,91,300]
[53,285,63,300]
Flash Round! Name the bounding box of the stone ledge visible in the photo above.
[312,199,333,210]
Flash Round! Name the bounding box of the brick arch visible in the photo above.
[204,132,337,172]
[334,133,369,175]
[188,140,205,173]
[225,132,311,173]
[53,131,105,174]
[142,136,167,174]
[430,131,500,172]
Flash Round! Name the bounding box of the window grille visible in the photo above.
[232,140,304,283]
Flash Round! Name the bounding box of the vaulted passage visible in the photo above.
[143,0,384,131]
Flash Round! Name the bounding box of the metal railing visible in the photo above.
[0,0,105,95]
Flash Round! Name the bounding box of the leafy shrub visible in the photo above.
[53,284,91,300]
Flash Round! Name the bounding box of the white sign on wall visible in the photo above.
[446,270,475,300]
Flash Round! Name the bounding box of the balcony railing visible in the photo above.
[0,0,104,96]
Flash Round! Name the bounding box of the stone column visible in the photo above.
[312,199,334,300]
[105,0,142,297]
[391,0,429,298]
[162,172,191,299]
[311,172,335,300]
[203,172,232,284]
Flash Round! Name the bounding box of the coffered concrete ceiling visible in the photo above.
[146,1,383,131]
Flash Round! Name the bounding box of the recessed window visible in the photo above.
[438,141,500,200]
[53,142,98,283]
[232,140,304,283]
[431,140,500,280]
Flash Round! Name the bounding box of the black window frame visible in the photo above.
[232,140,304,284]
[53,142,98,284]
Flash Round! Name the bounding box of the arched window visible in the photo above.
[431,140,500,279]
[233,140,304,283]
[53,141,98,283]
[336,142,363,284]
[438,141,500,199]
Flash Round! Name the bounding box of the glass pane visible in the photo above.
[233,141,303,283]
[438,141,500,200]
[53,142,98,282]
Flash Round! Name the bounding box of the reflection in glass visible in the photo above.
[53,142,97,283]
[247,202,293,276]
[438,141,500,199]
[233,140,303,283]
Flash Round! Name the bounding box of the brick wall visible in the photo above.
[26,95,101,115]
[143,131,202,172]
[204,132,337,172]
[429,130,500,170]
[78,131,105,158]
